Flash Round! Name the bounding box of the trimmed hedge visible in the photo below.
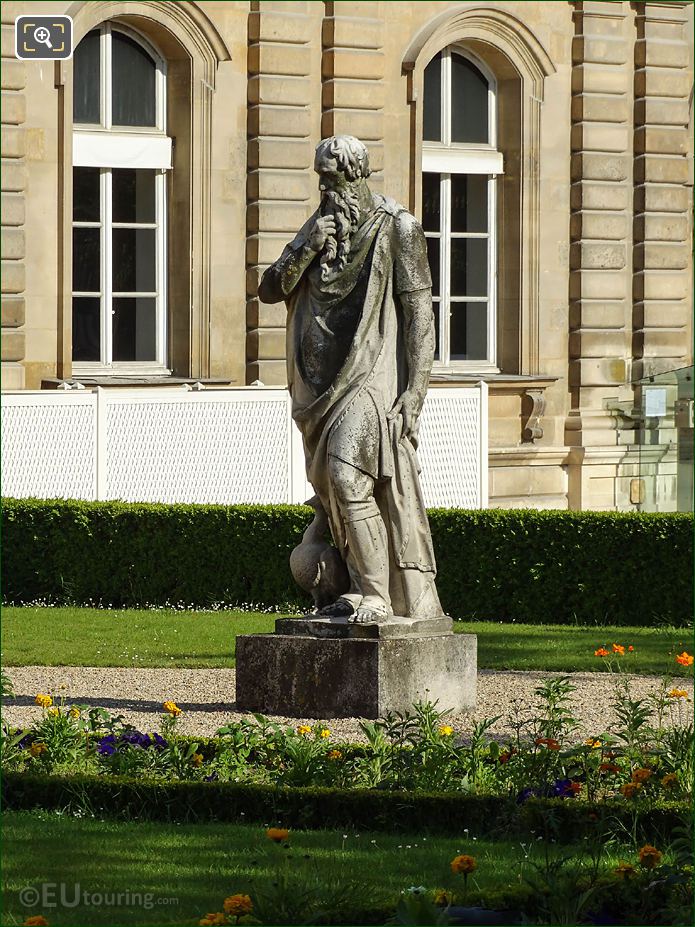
[2,497,692,624]
[2,771,688,843]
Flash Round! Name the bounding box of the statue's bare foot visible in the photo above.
[315,597,355,619]
[349,604,391,625]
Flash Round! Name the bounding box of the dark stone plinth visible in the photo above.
[235,632,476,718]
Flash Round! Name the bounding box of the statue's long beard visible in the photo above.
[319,186,360,281]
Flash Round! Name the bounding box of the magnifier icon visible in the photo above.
[33,26,53,49]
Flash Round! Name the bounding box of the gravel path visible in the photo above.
[3,665,691,742]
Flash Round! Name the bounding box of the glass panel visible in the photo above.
[451,175,487,233]
[112,297,156,361]
[450,238,487,297]
[421,173,440,233]
[450,302,488,361]
[423,53,441,142]
[72,227,100,292]
[73,168,100,222]
[451,53,489,144]
[112,170,156,223]
[112,228,156,292]
[425,236,440,297]
[433,299,440,362]
[72,297,101,362]
[112,31,156,127]
[73,29,101,124]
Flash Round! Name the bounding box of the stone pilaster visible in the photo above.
[1,13,26,390]
[567,1,633,449]
[321,1,385,185]
[633,1,691,380]
[246,1,322,385]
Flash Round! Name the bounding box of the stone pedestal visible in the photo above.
[235,618,476,718]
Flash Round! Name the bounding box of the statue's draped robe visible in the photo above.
[266,194,443,619]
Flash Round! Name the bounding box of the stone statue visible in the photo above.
[259,135,444,626]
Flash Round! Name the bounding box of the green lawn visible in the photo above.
[1,607,692,675]
[1,810,640,926]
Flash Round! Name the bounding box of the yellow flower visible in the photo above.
[584,738,601,748]
[29,743,47,757]
[199,914,227,926]
[638,844,662,870]
[439,725,454,737]
[328,749,343,760]
[296,725,311,736]
[667,688,689,699]
[433,889,451,906]
[223,894,253,917]
[661,772,678,789]
[68,707,81,719]
[320,728,330,738]
[47,707,60,718]
[631,767,652,783]
[619,782,642,799]
[162,700,182,716]
[614,862,636,880]
[23,918,50,926]
[266,827,289,843]
[34,694,53,708]
[451,854,477,875]
[192,753,204,767]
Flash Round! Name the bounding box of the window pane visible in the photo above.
[451,53,489,144]
[112,170,155,223]
[72,297,101,362]
[450,302,488,361]
[73,29,100,124]
[73,168,100,222]
[112,228,156,292]
[451,175,487,233]
[425,236,440,297]
[433,299,440,362]
[112,31,156,127]
[421,173,440,233]
[450,238,487,297]
[423,52,441,142]
[112,297,156,361]
[73,227,100,292]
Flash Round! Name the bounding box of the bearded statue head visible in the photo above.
[313,136,372,280]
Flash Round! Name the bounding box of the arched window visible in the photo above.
[71,23,170,373]
[422,48,502,370]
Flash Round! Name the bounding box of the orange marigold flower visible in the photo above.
[199,914,227,926]
[594,647,609,657]
[162,700,182,716]
[23,918,50,926]
[328,749,343,760]
[661,773,678,789]
[675,651,694,667]
[628,646,634,652]
[667,688,689,699]
[638,844,662,870]
[535,737,560,750]
[631,768,652,783]
[584,738,602,748]
[223,894,253,917]
[599,762,620,774]
[266,827,290,843]
[614,862,636,880]
[451,854,477,875]
[619,782,642,799]
[612,643,625,655]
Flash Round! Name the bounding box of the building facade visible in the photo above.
[1,0,693,510]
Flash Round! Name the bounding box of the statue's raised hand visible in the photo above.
[308,215,337,252]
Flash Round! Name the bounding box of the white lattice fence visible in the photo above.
[1,385,487,507]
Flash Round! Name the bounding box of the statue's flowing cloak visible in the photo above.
[285,194,442,619]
